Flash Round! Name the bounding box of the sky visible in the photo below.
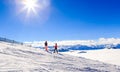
[0,0,120,42]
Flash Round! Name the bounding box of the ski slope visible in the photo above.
[0,42,120,72]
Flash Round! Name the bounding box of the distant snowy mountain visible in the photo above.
[25,38,120,52]
[0,37,23,45]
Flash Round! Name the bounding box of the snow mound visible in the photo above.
[0,42,120,72]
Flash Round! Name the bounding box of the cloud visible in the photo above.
[98,38,120,45]
[24,38,120,47]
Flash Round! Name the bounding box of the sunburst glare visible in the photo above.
[16,0,50,18]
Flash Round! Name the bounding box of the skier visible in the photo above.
[54,43,58,53]
[44,41,48,52]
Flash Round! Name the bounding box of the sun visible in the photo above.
[16,0,41,16]
[16,0,50,16]
[15,0,51,22]
[20,0,39,16]
[23,0,37,9]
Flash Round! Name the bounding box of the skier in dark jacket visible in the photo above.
[44,41,48,52]
[54,43,58,53]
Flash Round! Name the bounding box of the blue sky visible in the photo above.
[0,0,120,42]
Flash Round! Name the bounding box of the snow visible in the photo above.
[62,49,120,66]
[0,41,120,72]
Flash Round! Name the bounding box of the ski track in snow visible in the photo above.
[0,42,120,72]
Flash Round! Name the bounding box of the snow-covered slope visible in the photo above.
[62,49,120,66]
[0,41,120,72]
